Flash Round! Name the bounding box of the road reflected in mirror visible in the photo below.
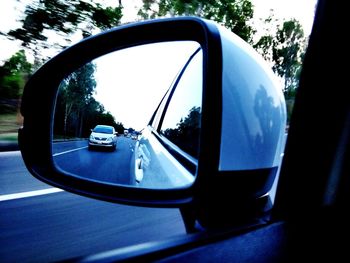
[52,41,202,189]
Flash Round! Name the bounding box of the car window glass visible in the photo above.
[93,126,113,134]
[160,49,203,158]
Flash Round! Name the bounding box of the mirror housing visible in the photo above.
[19,16,286,222]
[19,17,222,206]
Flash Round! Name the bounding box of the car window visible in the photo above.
[159,49,203,158]
[93,126,113,134]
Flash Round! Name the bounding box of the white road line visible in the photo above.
[53,146,87,156]
[0,188,64,202]
[0,150,21,156]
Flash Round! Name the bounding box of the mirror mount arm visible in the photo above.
[180,205,204,234]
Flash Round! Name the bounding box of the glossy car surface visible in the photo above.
[88,124,117,151]
[131,46,203,189]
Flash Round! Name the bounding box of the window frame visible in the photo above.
[148,47,203,174]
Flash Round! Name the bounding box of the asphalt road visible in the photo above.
[0,148,186,263]
[53,137,137,185]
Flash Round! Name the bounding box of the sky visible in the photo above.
[251,0,317,36]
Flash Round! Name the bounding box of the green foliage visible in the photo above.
[6,0,123,50]
[253,35,274,61]
[0,50,32,113]
[162,106,201,157]
[114,122,125,135]
[254,17,306,101]
[93,6,123,31]
[272,19,305,98]
[254,18,306,122]
[138,0,255,42]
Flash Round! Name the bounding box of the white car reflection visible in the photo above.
[88,124,117,151]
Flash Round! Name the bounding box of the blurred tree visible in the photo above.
[252,10,277,62]
[3,0,123,59]
[272,19,305,99]
[254,18,306,122]
[0,50,32,113]
[254,17,306,98]
[138,0,255,43]
[114,122,125,136]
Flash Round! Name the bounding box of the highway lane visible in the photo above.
[52,136,198,189]
[0,151,50,195]
[53,137,137,185]
[0,192,185,262]
[0,150,186,262]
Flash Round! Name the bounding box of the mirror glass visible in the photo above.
[52,41,202,189]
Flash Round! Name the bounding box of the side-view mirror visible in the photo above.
[19,17,286,228]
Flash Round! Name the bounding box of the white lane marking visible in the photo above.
[53,146,87,156]
[0,150,21,157]
[0,188,64,202]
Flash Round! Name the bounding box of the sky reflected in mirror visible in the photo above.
[94,41,200,130]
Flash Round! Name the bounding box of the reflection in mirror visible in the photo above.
[160,48,203,158]
[52,41,202,189]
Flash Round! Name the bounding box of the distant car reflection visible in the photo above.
[88,124,117,151]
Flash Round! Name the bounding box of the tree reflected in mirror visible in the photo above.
[162,106,201,158]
